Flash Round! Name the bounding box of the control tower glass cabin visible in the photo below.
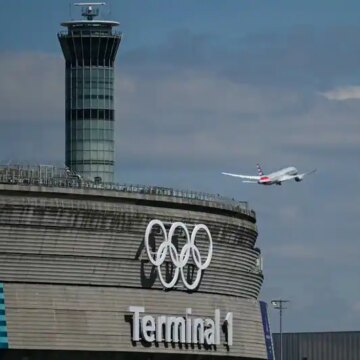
[58,3,121,183]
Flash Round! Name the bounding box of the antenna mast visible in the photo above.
[74,2,106,20]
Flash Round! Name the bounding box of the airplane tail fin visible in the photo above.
[256,163,264,176]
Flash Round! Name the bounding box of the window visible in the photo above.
[76,129,83,140]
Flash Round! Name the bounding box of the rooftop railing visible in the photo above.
[0,165,254,216]
[58,30,122,37]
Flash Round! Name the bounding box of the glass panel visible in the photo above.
[76,151,83,161]
[83,68,90,79]
[76,129,83,140]
[82,38,91,66]
[84,109,90,119]
[91,142,99,151]
[104,151,113,161]
[84,130,90,139]
[90,165,98,173]
[95,99,102,109]
[91,98,98,108]
[76,98,83,108]
[91,129,98,140]
[91,151,98,160]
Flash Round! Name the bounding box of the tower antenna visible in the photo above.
[74,2,107,20]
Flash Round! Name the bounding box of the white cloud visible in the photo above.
[116,71,299,119]
[116,70,360,169]
[1,50,359,173]
[320,85,360,101]
[281,100,360,154]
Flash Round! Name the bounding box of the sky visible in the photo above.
[0,0,360,334]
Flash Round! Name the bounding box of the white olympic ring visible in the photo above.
[144,219,213,290]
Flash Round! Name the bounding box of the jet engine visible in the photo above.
[295,176,304,182]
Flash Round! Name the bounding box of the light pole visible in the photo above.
[271,299,290,360]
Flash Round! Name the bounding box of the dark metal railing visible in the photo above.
[0,165,254,216]
[58,30,122,37]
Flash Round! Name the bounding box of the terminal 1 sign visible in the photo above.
[135,220,232,347]
[129,306,233,346]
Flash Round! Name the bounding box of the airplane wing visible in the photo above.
[296,169,317,179]
[278,169,317,182]
[304,169,317,176]
[222,172,260,180]
[276,174,297,182]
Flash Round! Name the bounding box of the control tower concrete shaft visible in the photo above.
[58,3,121,183]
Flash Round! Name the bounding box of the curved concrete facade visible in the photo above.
[0,184,271,360]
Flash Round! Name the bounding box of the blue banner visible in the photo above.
[0,284,8,349]
[260,301,274,360]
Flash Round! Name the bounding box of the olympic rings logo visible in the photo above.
[144,220,213,290]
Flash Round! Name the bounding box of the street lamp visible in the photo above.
[271,299,290,360]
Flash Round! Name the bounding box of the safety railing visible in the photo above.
[0,165,254,216]
[58,30,122,37]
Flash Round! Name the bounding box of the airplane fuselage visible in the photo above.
[258,166,298,185]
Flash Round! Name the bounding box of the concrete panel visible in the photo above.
[4,283,268,358]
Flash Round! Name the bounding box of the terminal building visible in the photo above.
[273,331,360,360]
[0,3,274,360]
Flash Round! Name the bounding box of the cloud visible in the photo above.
[117,71,300,117]
[320,85,360,101]
[1,32,360,172]
[115,67,360,170]
[0,52,64,123]
[115,69,306,169]
[121,26,360,89]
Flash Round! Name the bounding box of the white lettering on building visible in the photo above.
[128,306,233,346]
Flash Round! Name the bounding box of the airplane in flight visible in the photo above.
[222,164,316,186]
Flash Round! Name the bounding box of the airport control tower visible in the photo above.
[58,2,121,183]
